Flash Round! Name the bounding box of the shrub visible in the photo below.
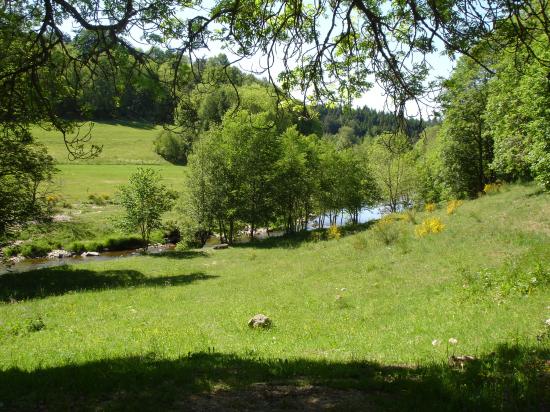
[327,225,341,240]
[2,245,21,257]
[20,240,52,258]
[154,129,192,165]
[424,203,437,213]
[104,236,144,251]
[27,316,45,333]
[446,199,463,215]
[67,241,87,254]
[415,217,445,237]
[372,216,401,245]
[88,193,106,206]
[483,182,502,194]
[310,231,324,242]
[67,236,145,253]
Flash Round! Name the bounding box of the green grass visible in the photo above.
[52,164,186,202]
[33,121,167,165]
[22,121,187,248]
[0,185,549,410]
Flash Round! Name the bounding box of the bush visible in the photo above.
[154,130,192,165]
[483,182,502,194]
[415,217,445,237]
[88,193,107,206]
[2,245,21,257]
[327,225,341,240]
[67,241,87,254]
[104,236,144,251]
[446,199,463,215]
[67,236,145,253]
[20,240,52,258]
[372,216,401,245]
[424,203,437,212]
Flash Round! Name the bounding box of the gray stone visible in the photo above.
[248,314,271,329]
[47,249,73,259]
[213,243,229,250]
[81,251,100,257]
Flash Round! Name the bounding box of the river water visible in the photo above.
[1,206,384,274]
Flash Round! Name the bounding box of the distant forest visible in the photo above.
[51,35,434,144]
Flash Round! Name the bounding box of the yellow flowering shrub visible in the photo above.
[446,199,463,215]
[424,203,437,213]
[483,183,502,194]
[327,225,341,240]
[372,216,401,245]
[45,194,58,203]
[415,217,445,237]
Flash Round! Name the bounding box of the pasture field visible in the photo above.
[52,164,186,202]
[1,184,549,410]
[16,122,186,248]
[33,121,167,165]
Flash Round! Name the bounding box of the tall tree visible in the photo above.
[439,55,494,198]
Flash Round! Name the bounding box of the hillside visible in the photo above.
[32,122,186,204]
[33,121,167,165]
[1,184,548,410]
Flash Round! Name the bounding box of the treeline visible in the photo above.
[180,94,380,246]
[317,105,433,145]
[415,24,550,200]
[50,32,432,148]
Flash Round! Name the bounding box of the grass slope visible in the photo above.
[53,164,186,202]
[33,121,167,165]
[1,185,549,410]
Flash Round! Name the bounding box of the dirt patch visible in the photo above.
[181,384,375,411]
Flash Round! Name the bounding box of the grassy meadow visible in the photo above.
[33,121,167,165]
[1,184,549,410]
[12,122,185,249]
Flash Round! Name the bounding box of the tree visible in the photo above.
[275,126,320,233]
[0,126,57,236]
[3,0,548,153]
[368,133,416,212]
[439,54,494,198]
[118,168,175,251]
[485,34,550,189]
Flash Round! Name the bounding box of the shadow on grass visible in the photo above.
[150,250,209,259]
[233,222,376,250]
[100,119,157,130]
[0,343,547,411]
[0,267,217,302]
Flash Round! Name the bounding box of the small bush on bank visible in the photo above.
[483,182,502,194]
[424,203,437,212]
[2,245,21,257]
[67,236,145,253]
[20,240,52,258]
[87,193,111,206]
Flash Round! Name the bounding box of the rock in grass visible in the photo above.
[248,314,271,329]
[213,243,229,250]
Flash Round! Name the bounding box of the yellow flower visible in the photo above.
[446,199,463,215]
[424,203,437,213]
[327,225,341,240]
[483,183,502,194]
[415,217,445,237]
